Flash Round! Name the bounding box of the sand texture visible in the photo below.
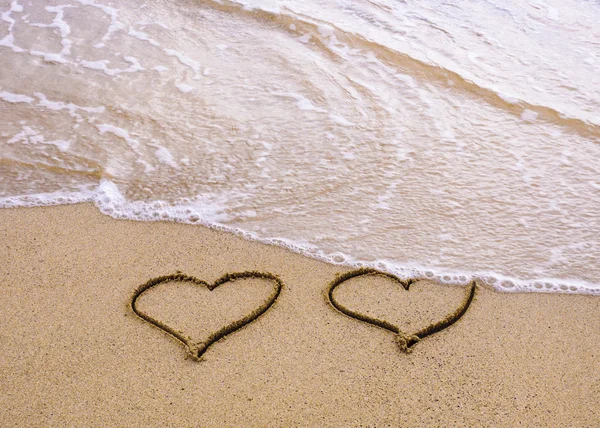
[1,204,599,427]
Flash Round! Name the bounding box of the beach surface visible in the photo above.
[0,204,598,427]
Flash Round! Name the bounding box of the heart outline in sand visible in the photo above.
[131,271,283,361]
[327,268,476,353]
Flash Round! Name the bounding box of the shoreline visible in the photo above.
[1,204,598,426]
[3,194,597,295]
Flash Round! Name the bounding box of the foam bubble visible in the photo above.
[501,280,515,288]
[175,83,195,94]
[297,34,311,43]
[0,91,34,104]
[0,189,95,208]
[273,91,326,112]
[498,92,519,104]
[520,109,539,121]
[93,180,232,225]
[330,253,347,263]
[128,28,160,47]
[163,49,201,74]
[154,146,178,168]
[329,114,353,127]
[317,25,334,37]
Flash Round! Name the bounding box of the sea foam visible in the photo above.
[1,180,598,296]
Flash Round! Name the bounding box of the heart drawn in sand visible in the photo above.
[327,268,476,353]
[131,271,283,361]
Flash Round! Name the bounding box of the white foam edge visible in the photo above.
[0,188,96,208]
[1,179,598,296]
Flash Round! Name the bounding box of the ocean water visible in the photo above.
[1,0,599,294]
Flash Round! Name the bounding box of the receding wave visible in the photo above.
[1,0,599,294]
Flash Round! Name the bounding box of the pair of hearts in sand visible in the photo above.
[131,268,476,361]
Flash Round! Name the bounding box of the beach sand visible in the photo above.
[1,204,598,427]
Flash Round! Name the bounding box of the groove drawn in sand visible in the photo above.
[131,271,283,361]
[327,268,476,353]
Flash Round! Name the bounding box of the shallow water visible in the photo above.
[1,0,599,293]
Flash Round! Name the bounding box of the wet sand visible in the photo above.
[0,204,598,427]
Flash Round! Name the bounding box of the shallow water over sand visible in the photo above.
[1,0,599,293]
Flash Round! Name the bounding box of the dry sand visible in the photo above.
[1,204,598,427]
